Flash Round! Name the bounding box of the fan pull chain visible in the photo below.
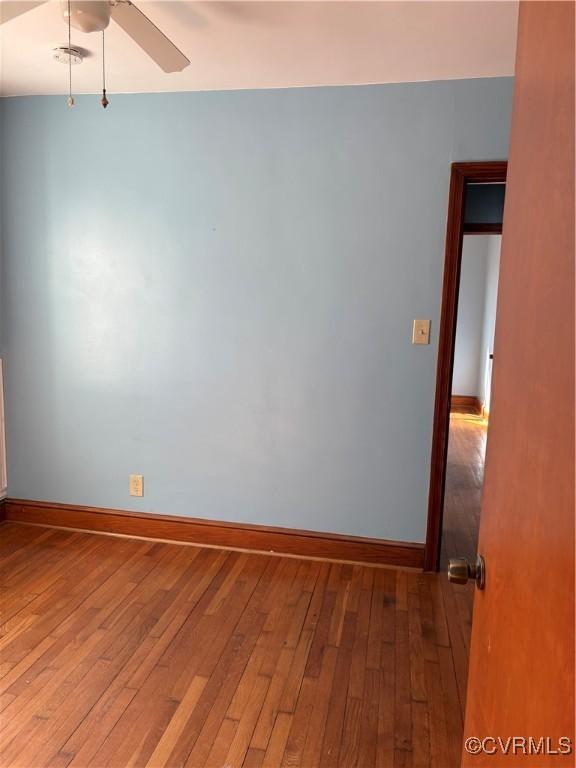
[101,31,109,109]
[67,0,74,107]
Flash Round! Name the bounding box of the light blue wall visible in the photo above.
[479,235,501,411]
[0,78,513,543]
[0,103,4,360]
[453,234,502,401]
[453,236,489,397]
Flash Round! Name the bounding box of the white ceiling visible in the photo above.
[0,1,518,97]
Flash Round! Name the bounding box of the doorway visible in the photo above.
[443,232,501,565]
[424,162,507,573]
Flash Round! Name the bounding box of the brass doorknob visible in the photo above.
[447,555,486,590]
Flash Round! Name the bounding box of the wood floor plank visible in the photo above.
[144,675,208,767]
[366,569,386,670]
[243,747,266,768]
[203,716,239,768]
[338,696,363,768]
[300,646,338,767]
[357,667,380,768]
[277,629,314,714]
[280,676,316,768]
[407,581,427,704]
[412,700,431,768]
[394,584,412,762]
[173,560,277,767]
[223,675,270,768]
[424,660,451,768]
[347,584,370,700]
[263,712,293,768]
[250,646,295,751]
[65,687,138,767]
[180,614,268,767]
[318,610,357,768]
[303,588,336,680]
[377,642,395,767]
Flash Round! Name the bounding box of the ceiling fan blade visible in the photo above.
[111,1,189,73]
[0,0,48,25]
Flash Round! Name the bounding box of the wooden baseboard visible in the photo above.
[450,395,482,415]
[2,498,424,569]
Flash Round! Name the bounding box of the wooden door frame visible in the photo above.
[423,161,507,571]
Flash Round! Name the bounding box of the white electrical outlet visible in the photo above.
[129,474,144,497]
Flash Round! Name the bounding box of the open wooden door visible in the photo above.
[462,2,575,765]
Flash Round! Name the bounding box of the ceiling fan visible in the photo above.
[0,0,190,73]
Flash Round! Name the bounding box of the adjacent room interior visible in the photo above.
[0,2,574,767]
[439,180,504,687]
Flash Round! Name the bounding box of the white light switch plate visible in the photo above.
[412,319,431,345]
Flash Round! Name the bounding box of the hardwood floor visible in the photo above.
[0,520,465,767]
[441,414,487,569]
[440,412,488,705]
